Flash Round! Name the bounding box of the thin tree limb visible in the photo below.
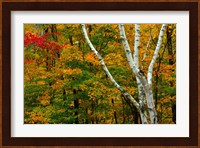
[147,24,167,86]
[142,29,152,70]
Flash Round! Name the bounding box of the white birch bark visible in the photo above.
[118,24,149,93]
[139,29,153,123]
[119,24,153,124]
[134,24,143,100]
[133,24,140,68]
[145,24,167,124]
[133,24,148,124]
[119,24,159,124]
[81,24,145,120]
[148,24,167,86]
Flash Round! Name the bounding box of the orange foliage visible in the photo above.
[85,52,100,66]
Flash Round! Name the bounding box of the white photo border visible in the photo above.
[11,11,189,137]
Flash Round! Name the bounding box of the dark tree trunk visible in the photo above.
[112,99,118,124]
[172,100,176,123]
[46,49,50,70]
[85,108,89,124]
[167,25,176,123]
[51,24,60,60]
[51,24,58,41]
[121,98,126,123]
[73,89,79,124]
[91,100,95,124]
[121,94,138,124]
[69,36,73,46]
[155,74,159,109]
[44,27,51,71]
[134,109,139,124]
[167,25,174,65]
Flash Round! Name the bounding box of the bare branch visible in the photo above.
[142,29,152,70]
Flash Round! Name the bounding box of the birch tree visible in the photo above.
[82,24,166,124]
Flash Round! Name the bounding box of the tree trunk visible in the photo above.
[112,99,118,124]
[73,89,79,124]
[172,100,176,123]
[167,25,173,65]
[167,25,176,123]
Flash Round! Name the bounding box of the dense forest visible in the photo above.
[24,24,176,124]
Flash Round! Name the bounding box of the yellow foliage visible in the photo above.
[37,81,45,85]
[104,53,124,66]
[25,111,50,124]
[51,80,63,90]
[24,24,39,34]
[62,45,84,62]
[38,93,50,106]
[79,84,86,91]
[85,53,100,66]
[57,24,65,30]
[111,24,118,29]
[65,68,82,75]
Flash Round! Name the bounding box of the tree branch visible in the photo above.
[147,24,167,86]
[142,29,152,70]
[133,24,140,68]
